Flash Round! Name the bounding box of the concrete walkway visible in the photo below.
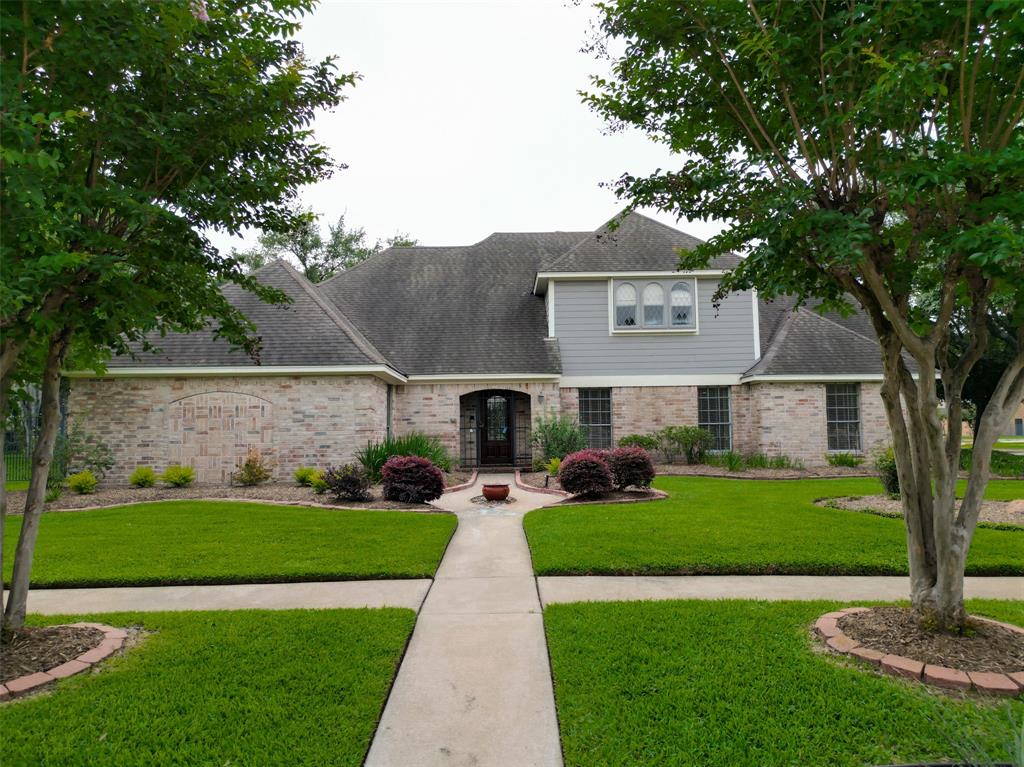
[15,579,431,615]
[539,575,1024,605]
[365,473,564,767]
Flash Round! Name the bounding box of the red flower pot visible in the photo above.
[482,484,510,501]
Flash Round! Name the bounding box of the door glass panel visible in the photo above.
[486,396,508,441]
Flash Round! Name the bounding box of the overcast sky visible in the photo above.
[210,0,725,252]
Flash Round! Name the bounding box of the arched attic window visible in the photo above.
[670,282,694,326]
[615,282,637,327]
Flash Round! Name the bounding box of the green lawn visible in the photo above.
[545,599,1023,767]
[525,477,1024,576]
[0,609,415,766]
[3,501,457,587]
[4,480,28,491]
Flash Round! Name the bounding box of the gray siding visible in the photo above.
[553,280,756,375]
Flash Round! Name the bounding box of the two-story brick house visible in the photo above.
[68,212,893,482]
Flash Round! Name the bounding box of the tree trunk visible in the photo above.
[3,329,71,630]
[0,375,9,636]
[886,343,1024,632]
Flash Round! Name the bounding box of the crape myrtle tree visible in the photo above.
[585,0,1023,631]
[0,0,354,630]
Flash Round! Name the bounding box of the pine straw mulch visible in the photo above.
[1,626,105,684]
[837,607,1024,674]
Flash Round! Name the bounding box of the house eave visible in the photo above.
[533,269,728,295]
[404,373,561,384]
[64,365,409,385]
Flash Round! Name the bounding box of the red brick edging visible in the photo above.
[514,470,571,498]
[0,623,127,701]
[814,607,1023,697]
[443,470,479,494]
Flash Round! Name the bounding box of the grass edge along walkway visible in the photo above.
[3,500,458,588]
[524,476,1024,577]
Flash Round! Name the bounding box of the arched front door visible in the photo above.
[479,391,513,465]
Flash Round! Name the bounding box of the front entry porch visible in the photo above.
[458,390,532,468]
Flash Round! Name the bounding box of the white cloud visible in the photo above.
[210,0,725,252]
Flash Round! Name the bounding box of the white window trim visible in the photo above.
[825,383,864,454]
[608,278,700,335]
[546,280,556,337]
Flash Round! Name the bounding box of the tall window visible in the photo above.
[615,283,637,327]
[579,389,612,449]
[698,387,732,451]
[670,282,694,326]
[826,383,861,451]
[642,283,665,327]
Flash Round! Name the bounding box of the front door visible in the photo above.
[480,392,513,465]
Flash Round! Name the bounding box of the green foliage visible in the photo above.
[233,206,417,282]
[524,476,1024,577]
[43,485,62,503]
[875,448,901,497]
[356,433,452,483]
[310,471,329,495]
[323,464,372,502]
[707,452,804,471]
[617,433,660,451]
[1,501,457,587]
[129,466,157,488]
[67,470,98,494]
[545,600,1023,767]
[659,426,713,464]
[55,420,115,481]
[293,466,319,487]
[545,457,562,477]
[160,465,196,488]
[961,448,1024,479]
[530,413,588,461]
[230,449,272,486]
[0,610,417,766]
[827,452,866,468]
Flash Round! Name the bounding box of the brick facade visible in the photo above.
[68,375,388,483]
[559,381,890,465]
[392,381,560,466]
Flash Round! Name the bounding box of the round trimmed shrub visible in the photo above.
[608,447,655,490]
[67,470,98,494]
[617,433,660,451]
[382,455,445,503]
[875,447,900,496]
[161,464,196,488]
[129,466,157,488]
[558,449,613,497]
[293,466,319,487]
[323,463,372,502]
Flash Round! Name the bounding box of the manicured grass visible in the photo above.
[4,480,28,491]
[525,477,1024,576]
[3,501,457,587]
[0,609,415,766]
[545,599,1023,767]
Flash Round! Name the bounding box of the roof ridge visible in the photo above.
[276,260,394,368]
[796,305,878,346]
[541,212,631,272]
[742,308,798,377]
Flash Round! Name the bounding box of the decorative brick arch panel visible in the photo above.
[168,391,274,483]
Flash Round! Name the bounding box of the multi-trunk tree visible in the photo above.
[586,0,1023,630]
[0,0,353,630]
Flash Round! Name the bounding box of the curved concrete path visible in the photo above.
[365,473,564,767]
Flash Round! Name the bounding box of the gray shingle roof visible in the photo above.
[541,211,743,272]
[106,260,386,368]
[746,299,888,377]
[316,232,588,375]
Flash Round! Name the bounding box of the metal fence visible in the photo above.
[457,423,533,468]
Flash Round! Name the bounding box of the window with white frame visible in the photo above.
[578,388,612,449]
[612,278,696,330]
[826,383,862,451]
[698,386,732,451]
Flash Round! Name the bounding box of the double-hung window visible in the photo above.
[578,389,612,449]
[826,383,861,451]
[698,386,732,451]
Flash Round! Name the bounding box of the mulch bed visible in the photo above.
[3,477,473,515]
[820,495,1024,528]
[838,607,1024,674]
[1,626,105,684]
